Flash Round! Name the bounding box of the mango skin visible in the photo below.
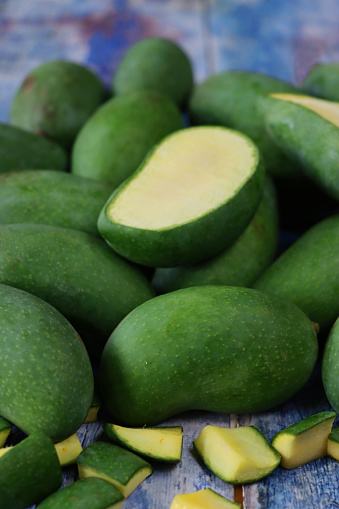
[188,70,301,179]
[0,284,93,442]
[10,60,105,150]
[302,63,339,102]
[112,37,193,108]
[322,318,339,412]
[0,224,155,343]
[152,177,278,292]
[0,431,62,509]
[71,90,184,190]
[99,286,318,426]
[254,215,339,333]
[261,95,339,201]
[0,170,112,236]
[0,122,67,174]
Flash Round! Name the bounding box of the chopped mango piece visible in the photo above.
[194,425,280,484]
[272,411,336,469]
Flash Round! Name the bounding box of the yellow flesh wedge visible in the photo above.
[110,424,183,461]
[0,428,11,448]
[170,488,240,509]
[108,126,257,229]
[272,418,335,469]
[328,438,339,461]
[270,93,339,128]
[78,464,152,498]
[54,433,82,466]
[194,426,279,483]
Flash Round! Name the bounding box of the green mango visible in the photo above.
[254,215,339,332]
[10,59,105,150]
[322,317,339,412]
[0,122,67,173]
[152,177,278,292]
[188,70,302,179]
[0,170,111,236]
[302,63,339,102]
[0,431,62,509]
[71,90,184,190]
[0,284,93,441]
[260,93,339,201]
[0,224,155,344]
[112,37,193,108]
[99,285,318,426]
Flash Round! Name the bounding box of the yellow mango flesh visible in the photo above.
[170,488,240,509]
[108,126,258,229]
[194,425,279,483]
[328,437,339,461]
[272,418,335,469]
[270,93,339,128]
[110,424,183,461]
[54,433,82,466]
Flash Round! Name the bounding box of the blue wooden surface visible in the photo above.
[0,1,339,508]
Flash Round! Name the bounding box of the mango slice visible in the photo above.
[54,433,82,466]
[77,441,152,498]
[272,411,336,469]
[104,423,183,462]
[170,488,241,509]
[194,425,280,484]
[327,427,339,461]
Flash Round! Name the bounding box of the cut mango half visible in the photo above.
[270,93,339,127]
[327,426,339,461]
[77,441,152,498]
[98,126,264,267]
[170,488,241,509]
[272,411,336,469]
[104,423,183,462]
[193,425,280,484]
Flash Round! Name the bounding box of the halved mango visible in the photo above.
[98,126,264,267]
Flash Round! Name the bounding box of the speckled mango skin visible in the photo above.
[10,60,105,150]
[261,95,339,200]
[99,286,318,426]
[188,70,301,179]
[254,215,339,333]
[77,441,152,487]
[0,431,62,509]
[0,224,155,342]
[72,90,184,190]
[0,122,67,174]
[322,318,339,412]
[0,284,93,442]
[38,477,124,509]
[0,170,112,236]
[152,176,278,292]
[98,129,265,268]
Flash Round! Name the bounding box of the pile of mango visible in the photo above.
[0,37,338,508]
